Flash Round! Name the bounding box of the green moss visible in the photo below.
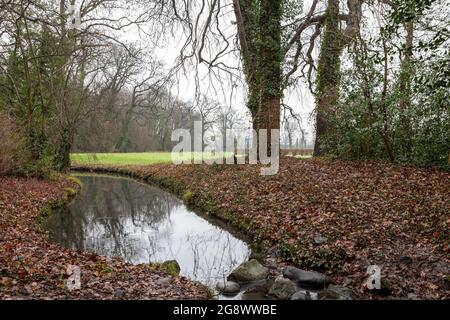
[182,190,194,205]
[37,177,80,229]
[37,199,65,228]
[146,260,180,276]
[68,175,82,186]
[63,187,77,199]
[162,260,181,276]
[90,262,113,274]
[206,286,216,300]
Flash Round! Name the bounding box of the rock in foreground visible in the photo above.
[268,276,297,300]
[228,259,269,283]
[318,285,353,300]
[282,266,331,289]
[216,281,240,295]
[291,289,319,300]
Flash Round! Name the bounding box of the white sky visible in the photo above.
[148,12,316,144]
[98,0,322,145]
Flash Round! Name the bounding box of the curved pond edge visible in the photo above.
[71,166,266,260]
[68,166,359,300]
[37,176,82,230]
[37,174,214,299]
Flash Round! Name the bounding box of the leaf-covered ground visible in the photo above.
[0,176,208,300]
[75,157,450,299]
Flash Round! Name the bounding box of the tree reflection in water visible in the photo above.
[45,175,250,287]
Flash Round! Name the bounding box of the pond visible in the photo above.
[44,174,252,298]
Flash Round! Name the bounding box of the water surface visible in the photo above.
[45,175,251,290]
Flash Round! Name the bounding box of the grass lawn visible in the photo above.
[70,152,232,166]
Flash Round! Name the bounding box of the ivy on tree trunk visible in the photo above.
[233,0,282,156]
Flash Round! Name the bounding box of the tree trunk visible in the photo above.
[258,0,282,156]
[55,128,72,172]
[233,0,282,157]
[116,109,133,152]
[398,21,414,154]
[313,0,342,156]
[313,0,362,156]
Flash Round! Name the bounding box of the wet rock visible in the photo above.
[282,266,331,289]
[216,281,240,295]
[241,291,268,300]
[19,287,30,296]
[242,279,270,295]
[318,285,353,300]
[291,290,318,300]
[313,235,328,245]
[439,276,450,291]
[162,260,180,275]
[268,276,297,300]
[228,259,269,283]
[113,290,125,299]
[399,256,413,265]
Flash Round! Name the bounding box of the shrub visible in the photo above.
[0,113,27,175]
[0,111,55,177]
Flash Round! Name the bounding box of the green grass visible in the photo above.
[292,154,313,159]
[70,152,232,166]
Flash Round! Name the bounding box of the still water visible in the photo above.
[44,175,251,291]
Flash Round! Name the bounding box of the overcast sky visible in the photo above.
[153,27,315,144]
[106,0,318,145]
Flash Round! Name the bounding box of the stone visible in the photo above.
[216,281,240,295]
[241,279,270,299]
[291,290,318,300]
[162,260,181,275]
[399,256,413,265]
[313,235,328,245]
[228,259,269,283]
[243,279,270,292]
[113,290,125,299]
[318,285,353,300]
[241,291,267,300]
[19,287,30,295]
[282,266,331,289]
[268,276,297,300]
[439,276,450,291]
